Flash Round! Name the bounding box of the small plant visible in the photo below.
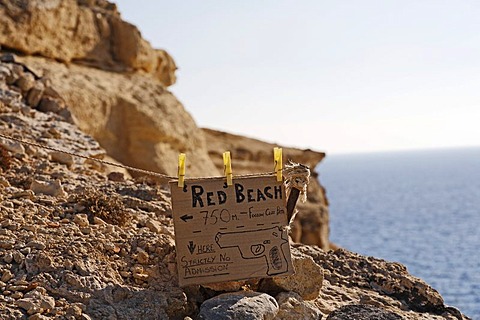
[0,145,12,171]
[74,187,131,226]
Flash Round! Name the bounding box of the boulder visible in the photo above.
[198,291,279,320]
[275,291,322,320]
[30,179,66,198]
[260,248,324,300]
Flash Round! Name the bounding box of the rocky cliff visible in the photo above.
[0,0,331,250]
[0,1,471,319]
[1,0,216,178]
[0,0,176,86]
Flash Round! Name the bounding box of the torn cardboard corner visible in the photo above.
[170,175,295,287]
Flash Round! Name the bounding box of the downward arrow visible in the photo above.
[181,214,193,222]
[187,241,196,254]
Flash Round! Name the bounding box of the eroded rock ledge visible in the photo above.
[0,0,176,86]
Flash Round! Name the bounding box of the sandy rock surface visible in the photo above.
[198,291,279,320]
[1,0,212,178]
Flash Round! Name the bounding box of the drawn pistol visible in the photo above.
[215,226,289,276]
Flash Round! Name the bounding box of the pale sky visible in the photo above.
[115,1,480,154]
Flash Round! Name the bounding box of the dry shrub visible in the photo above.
[75,187,131,226]
[0,146,12,171]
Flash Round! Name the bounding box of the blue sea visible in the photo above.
[319,147,480,319]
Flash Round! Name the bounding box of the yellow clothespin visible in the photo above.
[223,151,233,186]
[274,147,283,181]
[177,153,186,188]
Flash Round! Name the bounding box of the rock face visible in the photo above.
[259,249,324,301]
[203,129,331,250]
[17,55,217,178]
[0,0,176,86]
[294,244,468,320]
[198,291,279,320]
[275,291,322,320]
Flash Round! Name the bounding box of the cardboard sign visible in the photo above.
[170,175,294,286]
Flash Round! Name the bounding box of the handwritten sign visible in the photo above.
[170,175,294,286]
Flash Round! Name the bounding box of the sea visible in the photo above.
[318,147,480,319]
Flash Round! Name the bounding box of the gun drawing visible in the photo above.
[215,226,289,276]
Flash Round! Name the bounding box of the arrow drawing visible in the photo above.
[187,241,196,254]
[181,214,193,222]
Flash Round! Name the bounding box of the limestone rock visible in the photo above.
[0,138,25,154]
[145,218,163,234]
[275,291,322,320]
[74,214,90,227]
[109,16,155,72]
[294,244,468,319]
[135,248,149,264]
[1,0,99,63]
[29,314,50,320]
[18,55,218,178]
[107,171,125,182]
[154,49,177,87]
[1,270,14,282]
[326,304,403,320]
[16,72,36,92]
[261,248,323,300]
[16,298,41,315]
[30,179,66,197]
[37,97,64,114]
[16,289,55,315]
[26,81,45,107]
[0,0,176,86]
[86,285,188,320]
[198,291,279,320]
[93,155,132,179]
[26,241,46,250]
[50,151,74,166]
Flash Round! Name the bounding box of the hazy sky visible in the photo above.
[115,1,480,154]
